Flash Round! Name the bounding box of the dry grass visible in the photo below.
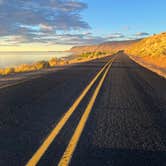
[0,67,15,75]
[0,51,112,76]
[0,58,68,76]
[126,32,166,78]
[70,51,114,64]
[48,58,58,67]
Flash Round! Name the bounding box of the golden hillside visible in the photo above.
[126,32,166,77]
[126,32,166,58]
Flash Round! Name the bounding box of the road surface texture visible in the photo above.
[0,52,166,166]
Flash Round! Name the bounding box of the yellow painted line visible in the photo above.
[26,58,113,166]
[58,58,115,166]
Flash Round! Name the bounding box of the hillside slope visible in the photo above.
[126,32,166,78]
[70,40,140,54]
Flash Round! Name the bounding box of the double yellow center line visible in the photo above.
[26,56,115,166]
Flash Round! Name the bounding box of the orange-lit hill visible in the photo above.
[70,39,140,54]
[126,32,166,77]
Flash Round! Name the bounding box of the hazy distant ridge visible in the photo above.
[70,39,140,54]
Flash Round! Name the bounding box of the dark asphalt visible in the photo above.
[0,52,166,166]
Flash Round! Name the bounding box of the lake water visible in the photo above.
[0,51,72,68]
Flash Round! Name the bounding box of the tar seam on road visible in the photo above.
[58,58,114,166]
[26,57,114,166]
[0,76,41,90]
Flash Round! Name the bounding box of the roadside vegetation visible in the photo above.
[73,51,112,62]
[0,51,110,76]
[77,51,106,60]
[0,58,69,76]
[80,51,107,57]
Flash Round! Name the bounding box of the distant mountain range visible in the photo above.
[69,39,141,54]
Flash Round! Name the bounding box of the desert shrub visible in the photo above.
[77,57,83,61]
[14,64,36,73]
[49,57,58,67]
[58,59,69,65]
[0,55,70,76]
[0,67,15,75]
[34,61,50,70]
[80,51,107,58]
[81,52,90,57]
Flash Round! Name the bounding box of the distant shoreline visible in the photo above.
[0,51,111,76]
[0,51,73,69]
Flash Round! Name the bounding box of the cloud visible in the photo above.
[134,32,150,36]
[0,31,128,46]
[107,33,125,39]
[0,1,132,47]
[0,0,129,48]
[0,35,28,46]
[0,0,90,38]
[39,24,54,32]
[30,32,127,46]
[0,0,3,5]
[30,33,107,45]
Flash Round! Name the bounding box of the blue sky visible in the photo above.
[82,0,166,36]
[0,0,165,51]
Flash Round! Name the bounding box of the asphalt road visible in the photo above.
[0,52,166,166]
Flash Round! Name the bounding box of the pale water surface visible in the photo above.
[0,51,72,68]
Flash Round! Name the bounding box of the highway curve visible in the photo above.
[0,52,166,166]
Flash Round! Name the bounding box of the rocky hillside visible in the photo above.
[126,32,166,57]
[126,32,166,78]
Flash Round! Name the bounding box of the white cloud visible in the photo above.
[0,0,3,5]
[0,1,133,46]
[39,24,54,32]
[0,31,129,46]
[0,35,28,46]
[134,32,150,36]
[107,33,125,39]
[0,0,90,39]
